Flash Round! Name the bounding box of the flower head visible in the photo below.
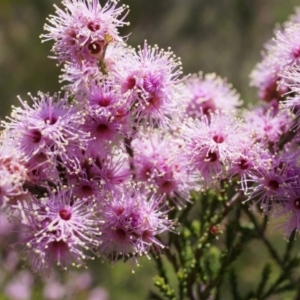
[244,152,299,213]
[42,0,129,64]
[131,130,194,206]
[184,73,242,118]
[99,189,174,261]
[250,56,288,102]
[181,111,248,187]
[109,41,186,127]
[3,93,89,173]
[19,190,102,273]
[243,102,293,147]
[270,23,300,70]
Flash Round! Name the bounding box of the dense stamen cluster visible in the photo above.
[21,191,101,272]
[99,190,173,261]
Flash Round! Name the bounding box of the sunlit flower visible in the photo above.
[184,72,242,118]
[19,190,102,273]
[42,0,129,64]
[99,189,173,261]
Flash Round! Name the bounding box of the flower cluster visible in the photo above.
[0,211,108,300]
[2,0,300,276]
[0,0,184,273]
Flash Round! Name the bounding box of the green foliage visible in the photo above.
[149,186,300,300]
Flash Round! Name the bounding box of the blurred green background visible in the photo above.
[1,0,300,299]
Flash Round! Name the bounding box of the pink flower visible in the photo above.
[99,189,173,261]
[19,190,102,273]
[272,176,300,236]
[270,23,300,70]
[3,93,89,173]
[184,72,242,118]
[109,41,187,127]
[60,60,103,94]
[131,130,194,206]
[280,65,300,128]
[243,102,293,147]
[42,0,129,64]
[245,152,299,213]
[0,133,28,207]
[250,57,288,102]
[181,111,249,188]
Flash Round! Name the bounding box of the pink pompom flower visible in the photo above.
[42,0,129,65]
